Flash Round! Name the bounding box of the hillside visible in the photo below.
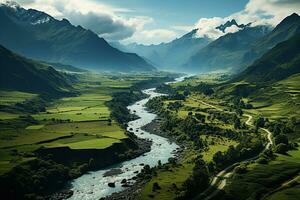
[0,2,155,72]
[184,26,271,73]
[0,45,74,95]
[121,29,211,69]
[243,13,300,66]
[234,34,300,84]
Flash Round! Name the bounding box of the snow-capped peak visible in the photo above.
[31,16,52,25]
[0,1,21,10]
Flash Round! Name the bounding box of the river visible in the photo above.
[68,77,185,200]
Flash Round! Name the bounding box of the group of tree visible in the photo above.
[213,139,264,170]
[106,90,146,127]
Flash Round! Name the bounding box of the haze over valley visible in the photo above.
[0,1,300,200]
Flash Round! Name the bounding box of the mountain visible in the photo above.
[120,29,211,70]
[0,44,74,95]
[242,13,300,66]
[184,25,271,73]
[234,34,300,84]
[0,2,155,72]
[42,62,88,73]
[216,19,251,33]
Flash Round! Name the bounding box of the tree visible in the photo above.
[275,143,288,154]
[274,134,288,145]
[183,90,190,97]
[152,182,161,192]
[236,108,243,116]
[234,118,241,129]
[195,113,205,123]
[107,118,112,126]
[255,117,265,128]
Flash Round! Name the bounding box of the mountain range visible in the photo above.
[0,1,155,72]
[216,19,251,33]
[114,29,212,70]
[0,2,299,75]
[119,14,300,74]
[184,25,271,73]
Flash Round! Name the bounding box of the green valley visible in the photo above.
[0,1,300,200]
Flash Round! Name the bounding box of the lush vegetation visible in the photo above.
[0,69,176,198]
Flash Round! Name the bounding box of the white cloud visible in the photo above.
[172,25,194,32]
[242,0,300,26]
[11,0,153,41]
[194,17,226,39]
[4,0,300,44]
[193,0,300,40]
[125,29,178,45]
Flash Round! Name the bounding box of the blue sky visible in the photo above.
[95,0,248,28]
[11,0,300,44]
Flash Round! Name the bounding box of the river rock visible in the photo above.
[108,182,115,188]
[121,179,127,184]
[103,168,123,177]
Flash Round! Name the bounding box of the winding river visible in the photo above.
[68,77,184,200]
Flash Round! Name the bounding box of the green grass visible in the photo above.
[140,152,197,200]
[0,112,20,120]
[25,125,45,130]
[0,91,38,120]
[0,121,126,149]
[225,147,300,200]
[266,185,300,200]
[0,73,153,175]
[46,137,121,149]
[200,135,238,162]
[33,90,112,122]
[0,91,37,106]
[245,73,300,121]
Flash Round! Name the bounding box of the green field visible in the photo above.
[0,91,38,120]
[0,73,143,175]
[140,152,196,200]
[0,72,173,176]
[0,91,37,106]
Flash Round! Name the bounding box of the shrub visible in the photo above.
[275,143,288,154]
[152,182,161,192]
[274,134,288,145]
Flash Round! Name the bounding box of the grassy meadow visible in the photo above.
[225,146,300,200]
[0,72,165,175]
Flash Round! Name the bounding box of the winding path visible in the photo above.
[191,100,273,200]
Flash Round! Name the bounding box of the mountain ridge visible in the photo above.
[0,44,75,95]
[234,34,300,84]
[119,28,211,70]
[0,2,155,72]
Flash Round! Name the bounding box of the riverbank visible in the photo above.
[65,87,179,199]
[46,137,152,200]
[103,118,186,200]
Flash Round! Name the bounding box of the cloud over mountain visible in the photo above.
[7,0,153,41]
[193,0,300,40]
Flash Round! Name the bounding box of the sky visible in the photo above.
[4,0,300,45]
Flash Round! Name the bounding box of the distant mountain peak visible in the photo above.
[0,2,155,72]
[277,12,300,27]
[0,1,21,9]
[216,19,251,33]
[1,2,54,25]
